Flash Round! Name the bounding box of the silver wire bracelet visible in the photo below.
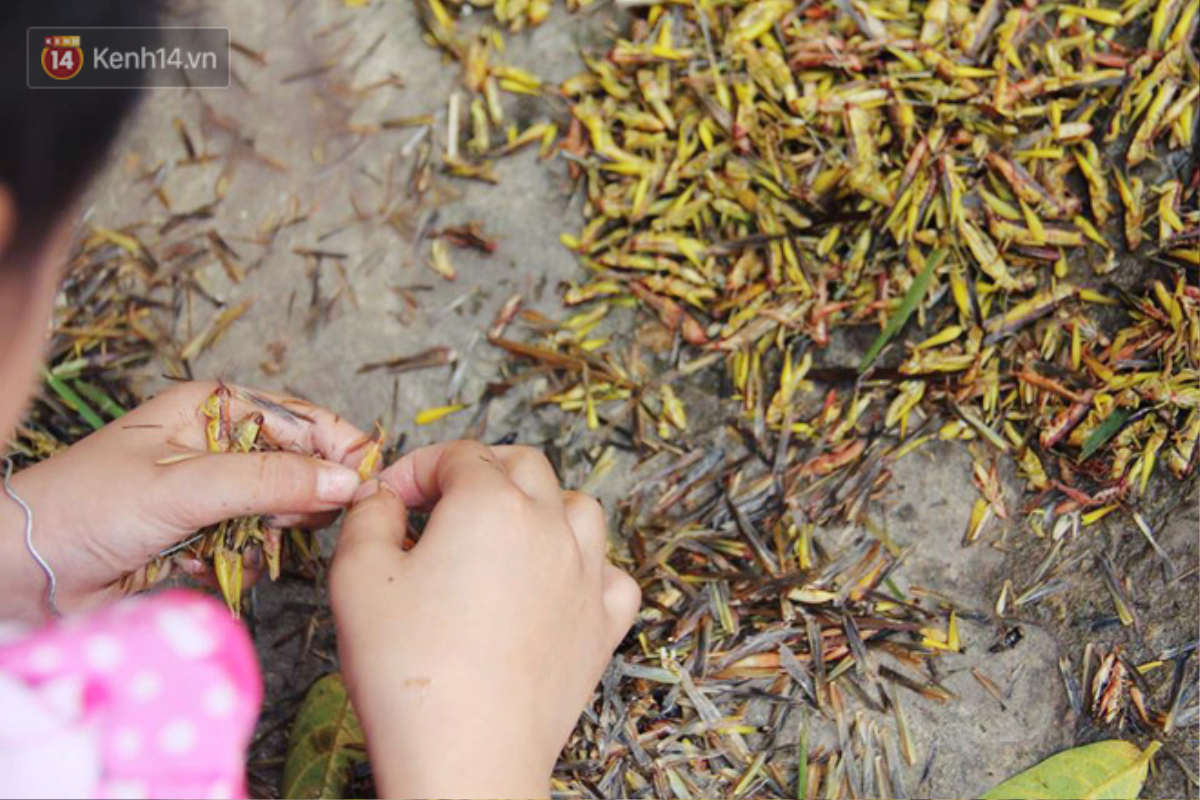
[2,457,62,619]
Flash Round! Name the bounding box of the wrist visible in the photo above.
[350,679,552,799]
[0,463,57,624]
[373,748,549,800]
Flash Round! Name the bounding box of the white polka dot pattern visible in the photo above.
[84,635,123,671]
[158,718,199,755]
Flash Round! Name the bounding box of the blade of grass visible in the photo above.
[796,710,809,799]
[859,247,946,373]
[42,368,105,431]
[72,380,127,419]
[1079,408,1131,461]
[49,357,90,380]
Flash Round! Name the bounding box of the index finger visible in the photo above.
[235,385,372,468]
[148,381,371,468]
[377,440,514,510]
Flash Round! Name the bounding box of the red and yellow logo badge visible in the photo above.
[42,36,83,80]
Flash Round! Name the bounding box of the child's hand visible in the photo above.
[1,381,367,621]
[330,441,640,799]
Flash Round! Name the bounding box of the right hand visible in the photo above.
[329,441,640,799]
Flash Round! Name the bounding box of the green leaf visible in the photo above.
[982,740,1161,800]
[282,673,368,800]
[49,357,89,380]
[42,368,106,431]
[858,247,946,373]
[72,380,127,419]
[795,711,809,800]
[1079,408,1132,461]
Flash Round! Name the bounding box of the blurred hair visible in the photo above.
[0,0,160,266]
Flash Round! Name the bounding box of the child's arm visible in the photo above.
[330,441,640,799]
[0,381,366,622]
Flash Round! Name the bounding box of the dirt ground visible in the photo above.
[74,0,1198,797]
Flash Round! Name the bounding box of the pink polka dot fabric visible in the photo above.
[0,590,261,800]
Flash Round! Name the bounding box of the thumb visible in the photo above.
[160,451,361,531]
[330,480,407,615]
[335,479,409,562]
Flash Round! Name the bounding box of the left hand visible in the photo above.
[1,381,368,622]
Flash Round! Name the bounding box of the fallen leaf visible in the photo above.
[859,248,946,373]
[282,673,368,799]
[1079,408,1133,461]
[982,740,1161,800]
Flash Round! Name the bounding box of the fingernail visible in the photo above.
[178,557,205,576]
[352,478,400,506]
[317,464,361,502]
[353,478,380,504]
